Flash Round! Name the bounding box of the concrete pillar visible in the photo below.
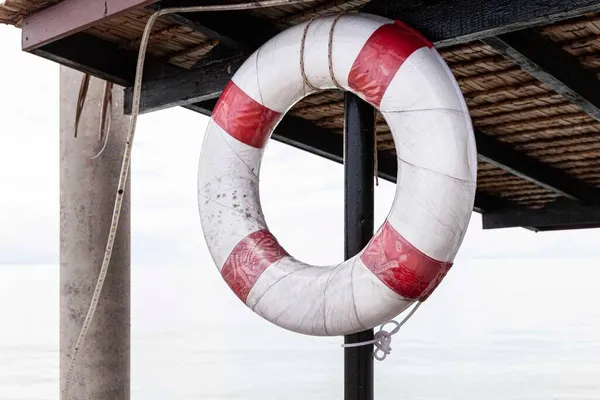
[59,66,130,400]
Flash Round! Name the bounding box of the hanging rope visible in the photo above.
[327,12,345,91]
[90,81,114,160]
[300,18,319,92]
[73,74,113,160]
[342,301,423,361]
[74,74,90,138]
[99,81,113,141]
[300,12,346,91]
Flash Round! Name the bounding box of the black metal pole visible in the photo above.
[343,92,375,400]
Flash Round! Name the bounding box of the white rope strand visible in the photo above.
[91,82,113,160]
[342,301,422,361]
[63,1,315,397]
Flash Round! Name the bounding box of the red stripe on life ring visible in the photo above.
[221,230,289,302]
[361,221,451,301]
[212,81,281,148]
[348,21,433,107]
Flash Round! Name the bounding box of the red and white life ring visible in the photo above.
[198,13,477,336]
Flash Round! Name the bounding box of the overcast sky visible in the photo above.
[1,24,599,270]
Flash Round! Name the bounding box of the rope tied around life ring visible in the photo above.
[299,12,379,186]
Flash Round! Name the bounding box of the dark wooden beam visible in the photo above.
[128,62,234,114]
[22,0,158,51]
[164,0,600,51]
[124,55,246,114]
[361,0,600,48]
[31,32,179,87]
[473,191,517,214]
[482,203,600,230]
[476,131,600,204]
[183,100,215,116]
[22,0,600,55]
[482,29,600,123]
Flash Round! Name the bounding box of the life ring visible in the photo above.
[198,13,477,336]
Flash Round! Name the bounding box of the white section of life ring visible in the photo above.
[197,13,477,336]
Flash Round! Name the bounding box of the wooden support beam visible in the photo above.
[473,191,517,214]
[183,100,215,117]
[22,0,600,56]
[123,55,246,114]
[164,0,600,52]
[32,33,179,87]
[482,203,600,230]
[22,0,159,51]
[361,0,600,48]
[475,131,600,204]
[482,29,600,123]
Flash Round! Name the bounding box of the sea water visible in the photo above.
[1,259,599,400]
